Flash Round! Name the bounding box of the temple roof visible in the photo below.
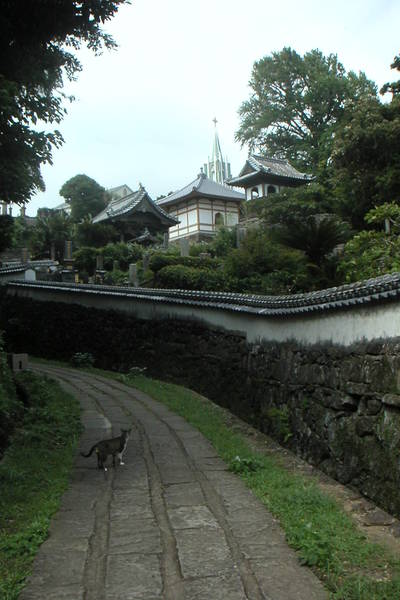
[92,186,178,229]
[228,155,313,187]
[157,172,245,207]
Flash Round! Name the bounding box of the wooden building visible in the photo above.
[228,155,313,200]
[157,172,245,242]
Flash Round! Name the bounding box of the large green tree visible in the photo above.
[0,0,128,205]
[236,47,377,173]
[59,174,108,222]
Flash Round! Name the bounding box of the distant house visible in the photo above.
[157,172,245,242]
[92,184,178,241]
[228,155,313,201]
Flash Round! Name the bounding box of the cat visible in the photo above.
[80,428,132,471]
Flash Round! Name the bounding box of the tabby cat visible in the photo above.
[80,428,131,471]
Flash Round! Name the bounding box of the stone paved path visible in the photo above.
[20,365,328,600]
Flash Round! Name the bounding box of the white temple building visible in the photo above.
[202,118,232,184]
[157,172,244,242]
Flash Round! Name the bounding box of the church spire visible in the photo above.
[203,118,232,184]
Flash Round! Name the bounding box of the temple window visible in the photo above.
[214,212,225,228]
[250,187,259,200]
[267,185,277,194]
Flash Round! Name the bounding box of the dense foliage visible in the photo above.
[0,215,14,253]
[0,0,128,205]
[330,96,400,228]
[339,203,400,282]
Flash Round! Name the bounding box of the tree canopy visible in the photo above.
[59,174,108,222]
[381,53,400,97]
[235,47,377,173]
[330,96,400,228]
[0,0,128,205]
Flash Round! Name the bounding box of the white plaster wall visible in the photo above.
[199,209,212,224]
[9,284,400,347]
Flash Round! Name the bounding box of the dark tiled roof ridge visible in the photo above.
[251,154,290,164]
[157,174,244,205]
[7,272,400,317]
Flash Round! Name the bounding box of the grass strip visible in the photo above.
[0,372,82,600]
[113,372,400,600]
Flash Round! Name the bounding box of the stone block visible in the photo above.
[7,352,28,372]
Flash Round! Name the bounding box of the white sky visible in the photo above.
[22,0,400,216]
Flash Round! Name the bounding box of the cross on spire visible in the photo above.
[212,117,218,127]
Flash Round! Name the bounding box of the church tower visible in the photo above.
[203,118,232,184]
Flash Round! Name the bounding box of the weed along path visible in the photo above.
[22,365,328,600]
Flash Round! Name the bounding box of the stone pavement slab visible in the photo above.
[20,365,328,600]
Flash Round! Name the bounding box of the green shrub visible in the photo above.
[70,352,95,368]
[156,264,229,291]
[188,241,212,257]
[229,455,264,474]
[72,246,98,275]
[209,226,237,257]
[266,406,293,443]
[103,268,129,286]
[338,230,400,282]
[149,252,219,274]
[101,242,143,271]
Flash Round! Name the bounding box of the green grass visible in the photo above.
[0,372,82,600]
[112,372,400,600]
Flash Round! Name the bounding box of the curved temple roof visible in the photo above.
[92,186,178,227]
[157,172,245,208]
[228,154,313,187]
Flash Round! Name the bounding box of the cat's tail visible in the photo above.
[80,444,97,458]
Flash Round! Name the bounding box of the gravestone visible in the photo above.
[8,353,28,372]
[129,264,139,287]
[180,238,189,257]
[21,248,29,263]
[96,255,104,270]
[64,240,75,270]
[142,252,150,271]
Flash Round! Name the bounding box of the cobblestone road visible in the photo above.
[20,365,328,600]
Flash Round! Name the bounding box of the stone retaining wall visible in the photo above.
[1,289,400,517]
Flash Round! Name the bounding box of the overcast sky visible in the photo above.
[22,0,400,216]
